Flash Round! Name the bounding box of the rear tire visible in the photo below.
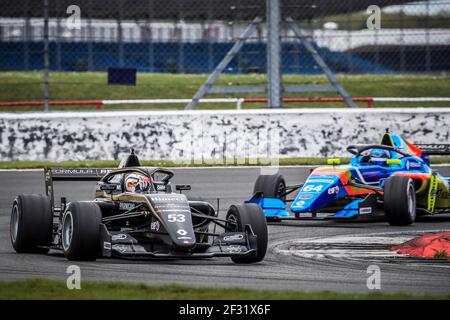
[10,194,53,253]
[62,202,102,261]
[226,204,268,264]
[384,176,416,226]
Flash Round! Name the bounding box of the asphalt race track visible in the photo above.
[1,167,449,295]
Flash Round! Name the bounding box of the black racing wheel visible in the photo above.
[62,202,102,261]
[384,176,417,226]
[10,194,53,254]
[226,204,268,264]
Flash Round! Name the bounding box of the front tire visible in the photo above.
[226,204,268,264]
[10,194,53,253]
[384,176,416,226]
[62,202,102,261]
[253,174,286,202]
[253,174,286,222]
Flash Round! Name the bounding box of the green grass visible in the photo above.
[0,279,448,300]
[0,72,450,111]
[0,157,449,169]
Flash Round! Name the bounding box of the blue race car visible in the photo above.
[246,130,450,226]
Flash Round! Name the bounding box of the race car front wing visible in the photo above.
[246,193,380,221]
[99,224,258,259]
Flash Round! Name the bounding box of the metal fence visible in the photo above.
[0,0,449,108]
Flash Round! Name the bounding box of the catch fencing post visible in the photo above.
[267,0,282,108]
[43,0,50,112]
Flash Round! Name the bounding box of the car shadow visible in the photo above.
[416,214,450,223]
[46,250,245,266]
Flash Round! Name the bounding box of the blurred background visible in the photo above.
[0,0,449,110]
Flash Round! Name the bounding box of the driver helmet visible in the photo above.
[369,148,391,165]
[124,173,151,193]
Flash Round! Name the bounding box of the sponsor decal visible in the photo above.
[156,184,167,191]
[307,178,335,184]
[53,169,110,175]
[413,162,421,169]
[119,202,135,211]
[177,236,192,240]
[418,144,448,151]
[177,229,188,236]
[223,234,244,242]
[112,234,128,241]
[103,241,111,250]
[327,186,340,195]
[225,245,244,253]
[294,200,306,207]
[406,161,421,170]
[112,244,128,253]
[359,207,372,214]
[150,220,160,231]
[299,194,313,200]
[150,195,186,202]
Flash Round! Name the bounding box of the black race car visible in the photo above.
[10,151,267,263]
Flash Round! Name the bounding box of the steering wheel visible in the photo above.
[346,144,410,158]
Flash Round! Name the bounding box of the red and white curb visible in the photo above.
[272,230,450,261]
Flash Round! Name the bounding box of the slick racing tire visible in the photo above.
[384,176,416,226]
[253,174,286,222]
[10,194,53,253]
[62,202,102,261]
[253,174,286,202]
[226,203,268,264]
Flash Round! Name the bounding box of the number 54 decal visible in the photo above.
[302,184,324,193]
[167,213,185,222]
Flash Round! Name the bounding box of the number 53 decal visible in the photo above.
[167,214,185,222]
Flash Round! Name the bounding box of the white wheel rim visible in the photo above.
[62,212,73,251]
[407,182,416,220]
[11,204,19,243]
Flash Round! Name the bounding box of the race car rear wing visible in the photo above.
[415,144,450,155]
[44,168,111,209]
